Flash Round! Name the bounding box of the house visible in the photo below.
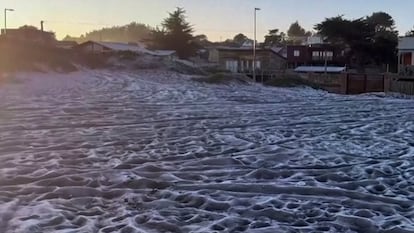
[76,41,142,54]
[208,46,286,73]
[1,26,56,45]
[55,41,78,50]
[287,44,343,68]
[397,37,414,75]
[76,41,177,60]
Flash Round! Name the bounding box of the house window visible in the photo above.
[225,60,238,73]
[294,50,300,57]
[325,51,334,61]
[312,51,320,60]
[256,61,261,70]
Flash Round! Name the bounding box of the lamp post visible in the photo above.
[4,8,14,35]
[253,7,260,82]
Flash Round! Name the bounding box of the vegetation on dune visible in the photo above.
[0,40,108,73]
[264,74,322,89]
[192,73,251,85]
[63,22,152,44]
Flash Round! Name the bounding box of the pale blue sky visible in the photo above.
[2,0,414,41]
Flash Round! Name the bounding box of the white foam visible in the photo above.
[0,69,413,232]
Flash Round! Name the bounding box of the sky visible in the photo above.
[2,0,414,41]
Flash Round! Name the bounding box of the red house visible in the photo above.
[287,44,343,68]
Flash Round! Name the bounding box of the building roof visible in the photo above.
[270,47,287,58]
[398,37,414,50]
[79,41,176,56]
[215,46,286,59]
[56,40,78,47]
[294,66,346,73]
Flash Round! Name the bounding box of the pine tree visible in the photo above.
[153,7,196,58]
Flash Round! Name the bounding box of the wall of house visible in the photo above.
[79,43,112,53]
[287,45,345,68]
[217,49,286,73]
[208,49,219,63]
[286,46,309,67]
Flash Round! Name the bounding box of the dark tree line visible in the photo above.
[63,22,152,43]
[315,12,398,68]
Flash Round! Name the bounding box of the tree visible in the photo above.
[233,33,249,46]
[287,21,311,44]
[367,12,398,66]
[64,22,152,43]
[153,7,196,58]
[287,21,306,37]
[193,34,212,47]
[264,29,285,47]
[366,12,396,32]
[406,28,414,37]
[315,12,398,68]
[19,25,39,30]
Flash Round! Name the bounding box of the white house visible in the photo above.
[397,37,414,74]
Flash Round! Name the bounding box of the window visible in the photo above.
[325,51,334,61]
[294,50,300,57]
[225,60,238,73]
[312,51,320,60]
[256,61,261,69]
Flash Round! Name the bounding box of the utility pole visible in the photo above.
[4,8,14,35]
[253,7,260,82]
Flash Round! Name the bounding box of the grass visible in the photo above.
[264,73,322,89]
[192,73,251,85]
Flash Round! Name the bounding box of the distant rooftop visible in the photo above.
[81,41,176,56]
[398,37,414,50]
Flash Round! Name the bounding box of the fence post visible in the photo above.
[363,74,367,93]
[383,74,388,93]
[340,73,349,94]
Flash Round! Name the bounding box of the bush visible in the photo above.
[193,73,251,85]
[264,73,322,89]
[202,65,230,74]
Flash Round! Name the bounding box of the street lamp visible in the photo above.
[4,8,15,35]
[253,7,260,82]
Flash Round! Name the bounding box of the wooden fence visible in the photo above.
[386,75,414,95]
[305,73,385,95]
[304,73,414,96]
[346,74,384,94]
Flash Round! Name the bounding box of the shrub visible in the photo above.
[264,73,322,89]
[193,72,250,85]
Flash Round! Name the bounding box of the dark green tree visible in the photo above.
[315,12,398,68]
[264,29,285,47]
[193,34,212,47]
[64,22,152,43]
[153,7,196,58]
[287,21,306,38]
[287,21,311,44]
[406,28,414,37]
[367,12,398,65]
[233,33,249,46]
[366,12,396,32]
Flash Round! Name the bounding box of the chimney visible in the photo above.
[41,21,44,32]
